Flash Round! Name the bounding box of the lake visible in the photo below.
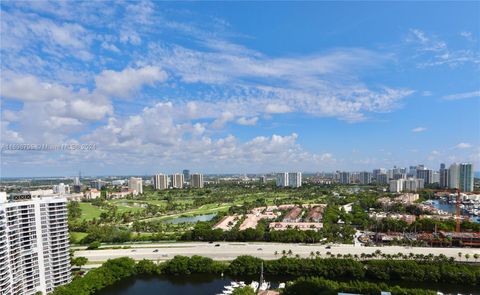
[95,274,480,295]
[163,213,217,224]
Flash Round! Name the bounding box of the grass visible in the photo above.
[79,203,103,220]
[70,232,88,243]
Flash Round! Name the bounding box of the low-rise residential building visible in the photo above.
[269,222,323,231]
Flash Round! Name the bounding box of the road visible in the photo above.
[75,242,480,263]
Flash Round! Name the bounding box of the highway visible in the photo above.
[74,242,480,263]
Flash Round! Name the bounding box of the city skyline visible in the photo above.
[1,1,479,177]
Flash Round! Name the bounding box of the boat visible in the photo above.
[250,281,259,291]
[278,283,286,289]
[259,281,270,291]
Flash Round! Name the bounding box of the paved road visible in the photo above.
[75,242,480,262]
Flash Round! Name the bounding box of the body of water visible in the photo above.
[95,274,479,295]
[164,213,217,224]
[431,200,480,223]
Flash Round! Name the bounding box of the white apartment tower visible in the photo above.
[276,172,289,187]
[288,172,302,188]
[170,173,184,189]
[153,174,168,190]
[449,163,460,189]
[128,177,143,194]
[191,173,204,188]
[0,192,71,295]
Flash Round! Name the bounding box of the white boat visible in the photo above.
[278,283,286,289]
[231,282,239,288]
[222,290,232,295]
[259,281,270,291]
[250,281,259,291]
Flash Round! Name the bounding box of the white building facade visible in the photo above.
[128,177,143,194]
[288,172,302,188]
[0,192,71,295]
[153,174,168,190]
[170,173,184,189]
[191,173,204,188]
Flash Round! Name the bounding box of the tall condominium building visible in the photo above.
[359,172,372,185]
[89,179,106,190]
[416,168,433,184]
[276,172,289,187]
[404,178,424,192]
[191,173,204,188]
[439,163,449,188]
[449,163,460,189]
[339,172,350,184]
[0,192,71,295]
[153,174,168,190]
[170,173,184,189]
[128,177,143,194]
[52,183,70,195]
[182,169,190,182]
[288,172,302,188]
[372,168,386,181]
[389,179,403,193]
[459,163,474,192]
[376,173,389,185]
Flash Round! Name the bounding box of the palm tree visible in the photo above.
[458,252,462,262]
[310,251,315,259]
[465,254,470,262]
[282,249,286,256]
[315,251,321,257]
[287,249,293,256]
[274,251,278,256]
[474,253,479,263]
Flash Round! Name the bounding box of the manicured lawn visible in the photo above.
[79,203,103,220]
[70,231,88,243]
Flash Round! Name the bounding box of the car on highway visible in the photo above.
[325,246,331,249]
[257,248,263,251]
[131,249,136,252]
[162,254,168,257]
[153,249,159,252]
[215,244,220,247]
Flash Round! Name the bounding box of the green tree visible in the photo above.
[72,256,88,270]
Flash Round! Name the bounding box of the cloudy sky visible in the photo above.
[1,1,479,177]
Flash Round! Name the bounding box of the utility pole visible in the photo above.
[456,188,461,233]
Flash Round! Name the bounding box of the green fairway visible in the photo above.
[70,231,88,243]
[79,203,103,220]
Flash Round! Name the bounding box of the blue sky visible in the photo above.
[0,1,479,177]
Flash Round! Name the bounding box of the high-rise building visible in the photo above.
[276,172,289,187]
[372,168,386,181]
[339,172,350,184]
[128,177,143,194]
[0,192,71,295]
[376,173,388,185]
[53,183,70,195]
[359,172,372,185]
[403,178,424,192]
[90,179,106,190]
[259,176,267,184]
[459,163,474,192]
[153,174,168,190]
[170,173,184,189]
[416,168,433,184]
[288,172,302,188]
[182,169,190,182]
[449,163,460,189]
[191,173,204,188]
[439,163,449,188]
[389,179,403,192]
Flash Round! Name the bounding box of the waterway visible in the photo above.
[430,199,480,223]
[95,274,480,295]
[163,213,217,224]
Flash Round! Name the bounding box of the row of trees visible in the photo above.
[54,255,478,295]
[283,277,436,295]
[227,255,480,285]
